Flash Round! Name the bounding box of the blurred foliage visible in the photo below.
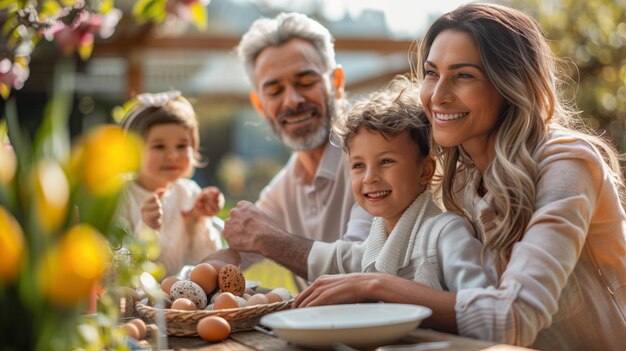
[0,0,208,98]
[0,1,209,348]
[509,0,626,150]
[0,39,160,351]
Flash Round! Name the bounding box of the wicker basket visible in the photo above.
[135,299,293,336]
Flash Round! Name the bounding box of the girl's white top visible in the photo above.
[117,178,223,276]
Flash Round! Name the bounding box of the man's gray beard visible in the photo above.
[271,99,336,152]
[279,117,330,151]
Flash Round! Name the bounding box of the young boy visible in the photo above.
[305,76,486,291]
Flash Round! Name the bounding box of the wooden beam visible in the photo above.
[347,67,412,91]
[93,35,414,55]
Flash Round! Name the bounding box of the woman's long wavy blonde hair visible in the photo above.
[415,3,625,276]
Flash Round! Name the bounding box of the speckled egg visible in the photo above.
[169,280,207,310]
[218,264,246,297]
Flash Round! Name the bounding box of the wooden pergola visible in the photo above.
[92,21,416,100]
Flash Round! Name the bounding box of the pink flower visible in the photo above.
[165,0,209,22]
[46,9,121,59]
[0,58,30,93]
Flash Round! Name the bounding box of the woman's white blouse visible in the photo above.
[455,131,626,350]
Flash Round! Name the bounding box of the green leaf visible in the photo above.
[99,0,114,13]
[4,98,31,170]
[78,39,94,60]
[132,0,154,19]
[0,0,18,10]
[190,2,208,31]
[33,61,73,163]
[0,13,17,36]
[0,83,10,100]
[40,0,62,20]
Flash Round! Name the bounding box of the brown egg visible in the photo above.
[160,276,180,294]
[197,316,231,342]
[245,293,269,307]
[123,322,140,340]
[190,263,218,294]
[128,318,147,340]
[218,264,246,297]
[171,297,197,311]
[213,292,239,310]
[265,292,282,304]
[266,287,293,304]
[205,260,224,274]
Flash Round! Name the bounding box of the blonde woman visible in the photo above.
[295,3,625,350]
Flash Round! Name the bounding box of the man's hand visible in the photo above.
[222,200,313,278]
[182,186,224,220]
[221,201,277,254]
[141,189,165,230]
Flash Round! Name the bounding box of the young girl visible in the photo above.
[117,91,223,276]
[296,4,626,350]
[303,76,486,293]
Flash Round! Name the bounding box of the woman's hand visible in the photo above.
[294,273,384,308]
[141,189,165,230]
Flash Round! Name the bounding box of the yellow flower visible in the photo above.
[39,224,111,307]
[71,126,142,196]
[0,207,25,283]
[34,159,69,232]
[0,143,16,184]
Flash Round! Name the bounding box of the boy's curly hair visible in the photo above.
[332,75,430,157]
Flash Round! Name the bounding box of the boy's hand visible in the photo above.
[141,189,165,230]
[182,186,224,220]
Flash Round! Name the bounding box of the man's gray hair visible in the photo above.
[237,12,337,85]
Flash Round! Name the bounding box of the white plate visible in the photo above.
[260,303,432,349]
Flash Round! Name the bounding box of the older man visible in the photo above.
[216,12,372,279]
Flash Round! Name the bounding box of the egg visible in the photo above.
[171,297,197,311]
[160,276,180,294]
[123,322,140,340]
[218,264,246,297]
[266,287,292,303]
[197,316,231,342]
[245,293,269,307]
[234,295,247,307]
[190,263,218,294]
[128,318,147,340]
[205,260,224,274]
[169,280,207,310]
[213,292,239,310]
[209,291,222,304]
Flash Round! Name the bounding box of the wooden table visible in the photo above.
[165,328,534,351]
